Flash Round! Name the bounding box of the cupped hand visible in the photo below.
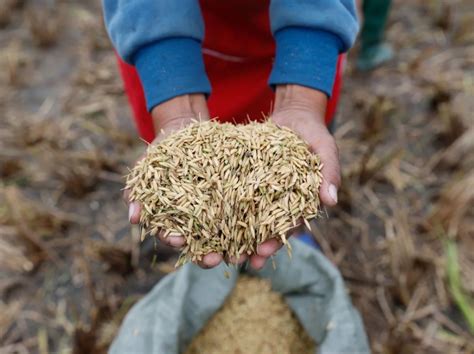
[124,86,340,271]
[247,84,342,270]
[124,94,271,270]
[271,84,341,207]
[124,94,225,268]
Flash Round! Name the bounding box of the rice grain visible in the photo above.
[125,121,322,266]
[184,275,316,354]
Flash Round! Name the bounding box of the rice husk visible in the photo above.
[126,121,322,265]
[184,275,316,354]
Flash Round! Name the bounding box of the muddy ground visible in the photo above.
[0,0,473,353]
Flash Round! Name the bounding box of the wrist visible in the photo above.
[151,94,209,130]
[133,38,211,112]
[273,85,327,122]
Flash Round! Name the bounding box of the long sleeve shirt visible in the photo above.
[103,0,359,112]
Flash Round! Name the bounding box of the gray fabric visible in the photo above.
[110,239,370,354]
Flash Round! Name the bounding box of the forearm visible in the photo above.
[103,0,211,112]
[269,0,359,97]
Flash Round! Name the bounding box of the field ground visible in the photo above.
[0,0,473,353]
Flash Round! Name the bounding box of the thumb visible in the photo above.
[312,133,341,207]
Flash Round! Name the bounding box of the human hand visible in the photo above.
[248,85,341,270]
[271,84,340,206]
[124,94,225,268]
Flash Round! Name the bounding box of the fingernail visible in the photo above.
[203,253,222,268]
[168,236,185,247]
[328,184,338,204]
[128,203,136,222]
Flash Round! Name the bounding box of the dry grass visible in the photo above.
[26,1,60,48]
[0,0,14,28]
[0,227,34,273]
[1,40,28,86]
[0,301,23,343]
[126,121,322,265]
[0,0,473,353]
[0,185,80,268]
[185,276,315,354]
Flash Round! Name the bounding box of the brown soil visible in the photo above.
[0,0,473,353]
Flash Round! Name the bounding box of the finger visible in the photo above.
[228,253,248,265]
[122,188,131,206]
[128,201,141,224]
[157,231,186,248]
[256,239,283,257]
[198,253,223,268]
[249,254,267,270]
[124,153,147,217]
[311,133,341,207]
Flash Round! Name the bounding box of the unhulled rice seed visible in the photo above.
[125,121,322,266]
[184,276,316,354]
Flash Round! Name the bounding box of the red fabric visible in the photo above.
[117,59,155,143]
[116,0,344,142]
[326,55,345,121]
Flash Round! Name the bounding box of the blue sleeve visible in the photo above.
[269,0,359,96]
[103,0,211,111]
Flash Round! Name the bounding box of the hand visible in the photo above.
[249,85,341,270]
[271,84,341,206]
[124,94,224,268]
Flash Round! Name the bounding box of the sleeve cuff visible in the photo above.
[269,27,343,97]
[132,38,211,112]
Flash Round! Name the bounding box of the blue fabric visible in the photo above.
[270,0,359,52]
[103,0,205,62]
[269,0,358,96]
[296,233,321,250]
[103,0,359,109]
[269,28,342,97]
[133,38,211,111]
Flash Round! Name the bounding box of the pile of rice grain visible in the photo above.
[126,121,322,265]
[184,275,316,354]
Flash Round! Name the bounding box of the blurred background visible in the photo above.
[0,0,473,353]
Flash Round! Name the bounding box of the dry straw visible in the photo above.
[184,275,316,354]
[126,121,322,265]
